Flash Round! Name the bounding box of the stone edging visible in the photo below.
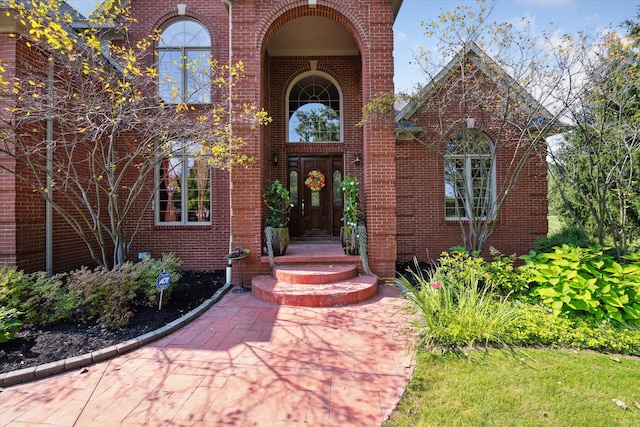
[0,283,233,388]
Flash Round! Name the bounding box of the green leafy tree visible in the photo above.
[547,11,640,258]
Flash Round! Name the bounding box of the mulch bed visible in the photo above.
[0,270,225,374]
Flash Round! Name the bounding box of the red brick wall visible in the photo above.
[256,1,398,279]
[3,1,546,278]
[359,2,397,279]
[124,0,399,277]
[396,66,548,263]
[0,33,18,268]
[266,55,364,186]
[0,35,99,273]
[18,39,103,273]
[122,0,232,271]
[1,1,399,278]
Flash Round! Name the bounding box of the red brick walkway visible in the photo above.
[0,286,414,426]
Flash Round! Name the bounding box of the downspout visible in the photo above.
[221,0,233,284]
[46,57,54,277]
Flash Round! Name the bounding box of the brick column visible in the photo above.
[360,3,397,280]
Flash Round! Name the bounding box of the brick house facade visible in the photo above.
[0,0,547,278]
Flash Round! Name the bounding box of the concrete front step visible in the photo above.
[252,274,378,307]
[273,264,356,284]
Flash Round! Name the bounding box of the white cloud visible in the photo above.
[395,31,407,42]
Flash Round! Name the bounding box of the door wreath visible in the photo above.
[305,170,326,192]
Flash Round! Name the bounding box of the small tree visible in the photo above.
[364,0,579,253]
[0,0,269,269]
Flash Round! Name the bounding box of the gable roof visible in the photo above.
[395,42,566,137]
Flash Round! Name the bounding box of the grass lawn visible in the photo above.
[385,348,640,427]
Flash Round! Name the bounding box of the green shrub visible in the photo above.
[0,265,32,309]
[22,272,79,324]
[135,253,183,307]
[65,254,183,329]
[66,265,140,330]
[434,247,486,287]
[533,225,591,253]
[505,303,640,355]
[0,307,22,343]
[396,259,522,350]
[0,266,74,324]
[0,254,184,331]
[436,248,531,298]
[521,245,640,325]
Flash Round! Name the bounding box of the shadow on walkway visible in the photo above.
[0,286,415,426]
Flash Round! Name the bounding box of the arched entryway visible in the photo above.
[261,9,364,241]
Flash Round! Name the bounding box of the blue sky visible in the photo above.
[68,0,638,91]
[394,0,638,90]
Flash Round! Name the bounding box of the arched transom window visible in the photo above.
[444,129,496,219]
[288,75,341,142]
[157,19,211,104]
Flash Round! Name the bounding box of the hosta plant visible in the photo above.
[521,245,640,325]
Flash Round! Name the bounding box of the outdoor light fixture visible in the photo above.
[272,153,278,165]
[353,154,362,166]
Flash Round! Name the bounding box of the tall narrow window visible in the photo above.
[288,74,341,142]
[332,170,342,206]
[289,170,299,207]
[444,130,495,219]
[157,19,211,104]
[158,141,211,224]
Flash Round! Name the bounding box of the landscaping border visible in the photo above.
[0,283,233,387]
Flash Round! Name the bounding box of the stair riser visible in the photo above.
[252,284,378,307]
[274,266,356,284]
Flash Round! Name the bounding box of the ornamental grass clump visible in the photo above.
[395,258,522,350]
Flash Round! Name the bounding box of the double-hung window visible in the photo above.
[444,130,495,220]
[158,141,211,225]
[157,19,211,104]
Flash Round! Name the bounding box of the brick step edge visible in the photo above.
[273,264,357,284]
[252,275,378,307]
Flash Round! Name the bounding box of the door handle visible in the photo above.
[301,199,305,217]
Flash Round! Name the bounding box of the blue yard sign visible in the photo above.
[156,271,172,310]
[156,271,172,290]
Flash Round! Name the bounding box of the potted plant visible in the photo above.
[340,175,364,255]
[263,180,292,256]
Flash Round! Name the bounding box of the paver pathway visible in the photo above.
[0,285,414,426]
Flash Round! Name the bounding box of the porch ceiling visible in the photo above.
[267,16,359,56]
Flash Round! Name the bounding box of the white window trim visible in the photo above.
[444,136,496,221]
[156,143,212,226]
[157,19,212,105]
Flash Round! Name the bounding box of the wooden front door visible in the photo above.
[288,155,343,238]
